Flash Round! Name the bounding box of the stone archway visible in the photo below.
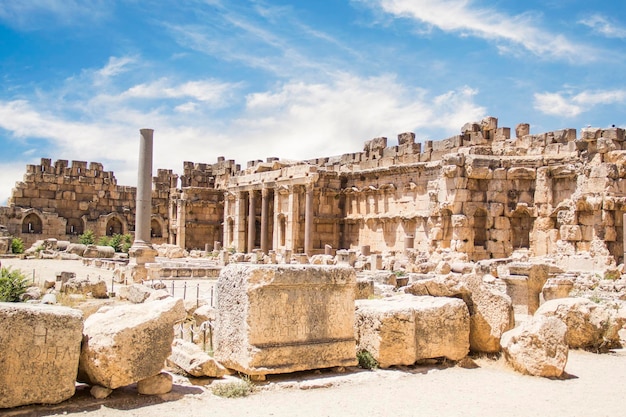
[22,213,43,234]
[106,217,123,236]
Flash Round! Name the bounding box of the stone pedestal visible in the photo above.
[215,264,357,377]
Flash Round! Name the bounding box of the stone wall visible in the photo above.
[2,117,626,267]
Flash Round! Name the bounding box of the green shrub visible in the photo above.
[98,233,132,253]
[0,267,29,302]
[79,230,95,245]
[211,376,254,398]
[357,350,379,370]
[10,237,24,254]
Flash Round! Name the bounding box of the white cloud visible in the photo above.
[122,78,239,105]
[533,93,583,117]
[579,14,626,39]
[0,72,486,190]
[97,56,136,79]
[364,0,594,62]
[534,89,626,117]
[0,162,29,206]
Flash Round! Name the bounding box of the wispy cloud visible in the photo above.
[362,0,595,62]
[121,78,241,105]
[534,89,626,117]
[0,0,110,30]
[97,56,137,79]
[579,14,626,39]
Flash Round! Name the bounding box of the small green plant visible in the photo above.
[393,270,407,277]
[0,267,29,302]
[356,350,379,370]
[10,237,24,254]
[211,375,254,398]
[79,230,95,245]
[98,233,132,253]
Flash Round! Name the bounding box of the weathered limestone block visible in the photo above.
[66,243,87,256]
[501,316,568,378]
[137,372,172,395]
[355,278,374,299]
[535,298,626,350]
[414,296,469,361]
[467,281,515,353]
[79,298,185,389]
[167,339,227,377]
[355,295,469,368]
[83,245,115,258]
[0,303,83,408]
[542,277,573,301]
[515,123,530,138]
[62,276,108,299]
[559,225,582,241]
[404,274,470,300]
[157,244,187,259]
[215,264,357,376]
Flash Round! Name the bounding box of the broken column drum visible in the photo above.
[214,264,357,377]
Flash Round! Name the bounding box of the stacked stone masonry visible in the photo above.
[2,117,626,268]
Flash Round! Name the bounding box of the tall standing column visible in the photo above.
[248,190,256,253]
[128,128,157,283]
[260,188,269,254]
[304,185,313,256]
[135,128,153,246]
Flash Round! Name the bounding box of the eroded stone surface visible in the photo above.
[215,264,357,376]
[0,303,83,408]
[168,339,227,377]
[535,297,625,350]
[501,316,568,378]
[355,295,469,368]
[79,297,185,389]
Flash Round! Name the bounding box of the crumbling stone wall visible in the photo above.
[2,118,626,267]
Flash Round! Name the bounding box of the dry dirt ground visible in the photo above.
[2,257,626,417]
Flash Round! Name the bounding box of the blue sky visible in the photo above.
[1,0,625,204]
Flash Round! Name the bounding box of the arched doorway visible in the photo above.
[106,217,123,236]
[22,213,43,234]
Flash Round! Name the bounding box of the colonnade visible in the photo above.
[224,184,315,255]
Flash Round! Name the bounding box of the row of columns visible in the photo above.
[228,184,315,255]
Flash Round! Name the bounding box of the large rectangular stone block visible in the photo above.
[0,303,83,408]
[355,295,469,368]
[215,264,357,377]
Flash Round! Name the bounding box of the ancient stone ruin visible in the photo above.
[1,116,625,275]
[2,117,626,410]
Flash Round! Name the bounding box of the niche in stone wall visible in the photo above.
[22,212,43,234]
[151,219,163,238]
[510,211,533,249]
[66,218,84,236]
[473,209,487,248]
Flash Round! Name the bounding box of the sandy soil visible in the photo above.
[3,257,626,417]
